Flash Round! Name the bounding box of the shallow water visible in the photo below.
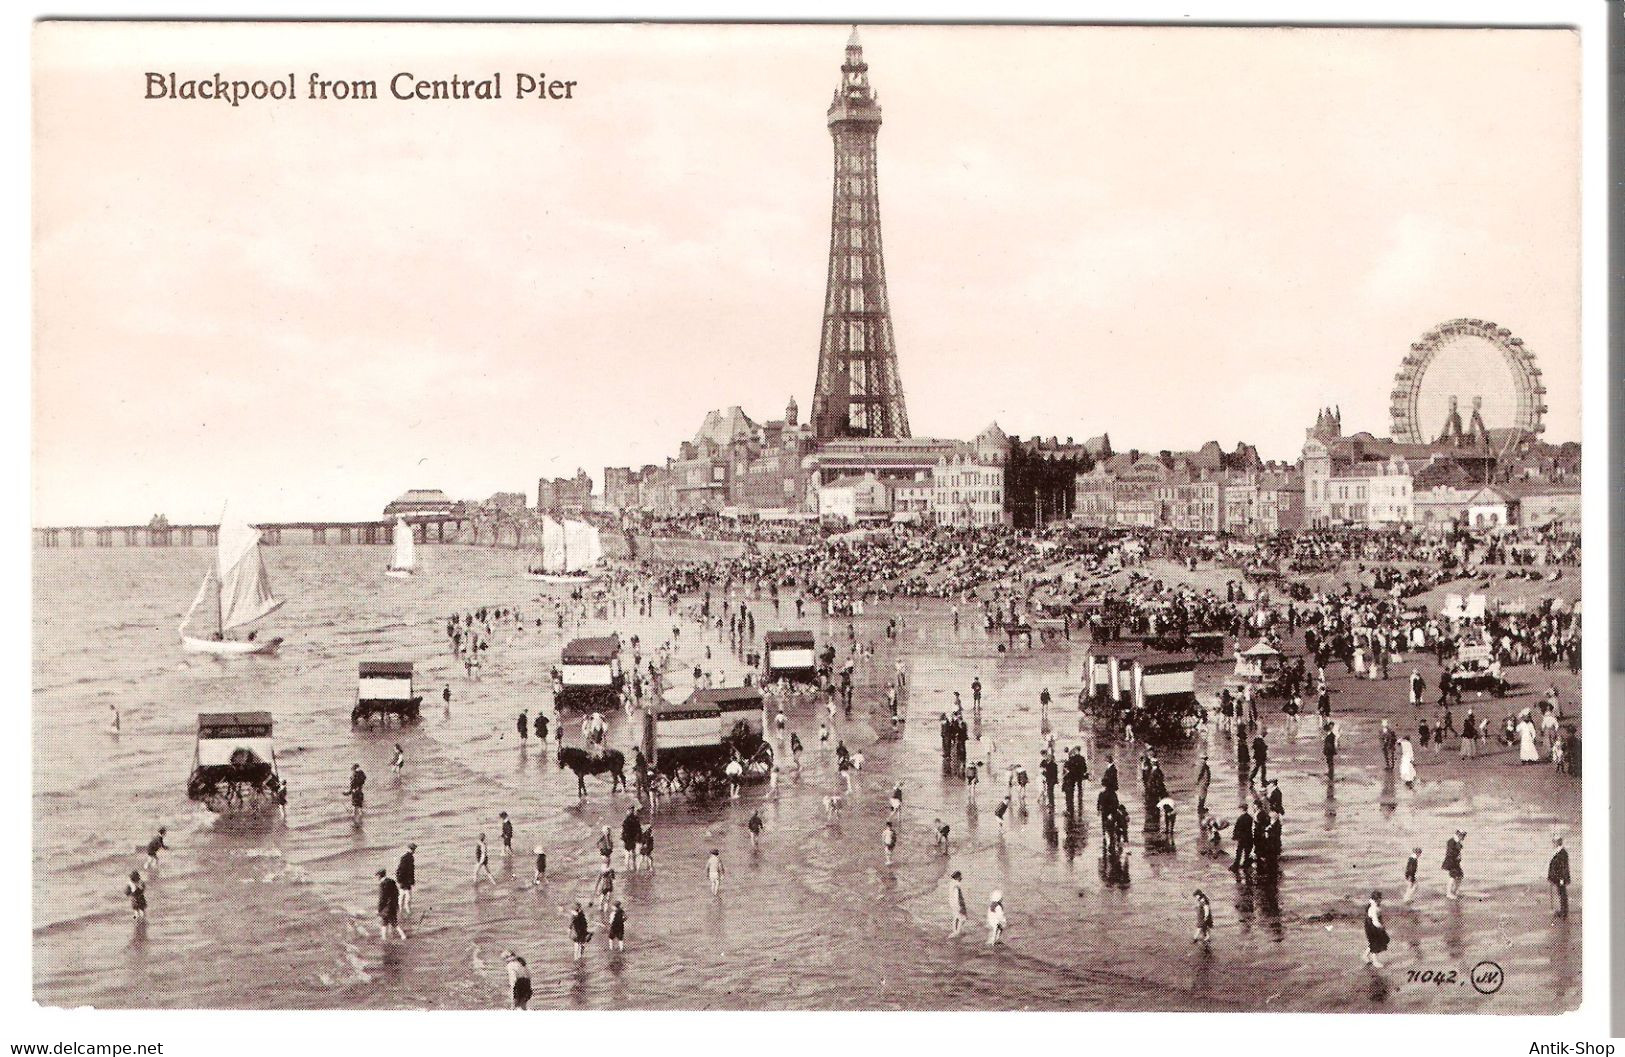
[33,545,1580,1011]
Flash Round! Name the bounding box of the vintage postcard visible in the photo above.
[30,19,1588,1021]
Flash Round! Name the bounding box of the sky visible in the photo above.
[32,23,1580,525]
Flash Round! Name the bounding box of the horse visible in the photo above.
[558,746,627,797]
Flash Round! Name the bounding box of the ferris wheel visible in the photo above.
[1388,318,1546,460]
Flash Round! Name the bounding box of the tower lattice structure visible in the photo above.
[811,28,911,440]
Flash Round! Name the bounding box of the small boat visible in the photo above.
[527,515,602,584]
[384,517,417,578]
[180,507,284,656]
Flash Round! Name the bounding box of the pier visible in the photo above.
[32,516,469,548]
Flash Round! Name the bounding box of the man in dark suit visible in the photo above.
[1442,829,1466,900]
[1548,834,1571,917]
[1063,748,1088,815]
[1231,805,1254,871]
[1249,733,1268,785]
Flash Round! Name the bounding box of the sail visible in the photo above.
[390,518,416,571]
[217,513,282,632]
[539,516,566,573]
[563,520,598,572]
[180,566,222,638]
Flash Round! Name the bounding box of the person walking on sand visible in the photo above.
[475,833,496,885]
[1403,846,1420,903]
[1442,830,1465,900]
[1362,891,1390,968]
[1195,753,1211,815]
[985,891,1006,946]
[747,809,765,850]
[707,848,725,895]
[1548,834,1571,917]
[532,844,547,886]
[1192,889,1212,946]
[502,950,532,1008]
[500,812,515,858]
[948,870,968,937]
[1398,736,1417,787]
[1322,723,1339,780]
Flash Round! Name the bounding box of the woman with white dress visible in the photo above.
[1398,736,1417,786]
[1518,716,1541,763]
[986,891,1006,946]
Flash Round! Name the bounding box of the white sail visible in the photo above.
[217,511,282,632]
[563,520,598,573]
[390,517,416,571]
[180,566,222,638]
[539,517,567,573]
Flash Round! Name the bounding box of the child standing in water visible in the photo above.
[1192,890,1212,945]
[985,891,1006,946]
[948,870,967,936]
[706,849,724,895]
[569,902,592,960]
[126,870,146,921]
[607,901,626,952]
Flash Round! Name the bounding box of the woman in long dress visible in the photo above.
[1518,716,1541,763]
[1362,890,1390,968]
[1398,737,1417,786]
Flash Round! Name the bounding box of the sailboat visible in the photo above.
[180,508,285,656]
[384,517,417,578]
[527,515,601,584]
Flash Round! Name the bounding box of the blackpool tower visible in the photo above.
[810,28,911,440]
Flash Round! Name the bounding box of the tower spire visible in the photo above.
[811,28,910,440]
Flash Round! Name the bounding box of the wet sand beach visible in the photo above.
[33,545,1580,1011]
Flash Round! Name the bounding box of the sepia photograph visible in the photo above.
[29,17,1593,1019]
